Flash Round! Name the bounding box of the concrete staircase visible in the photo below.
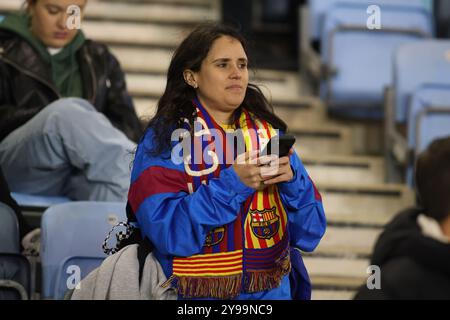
[0,0,415,300]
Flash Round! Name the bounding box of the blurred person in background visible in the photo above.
[0,0,142,201]
[355,136,450,299]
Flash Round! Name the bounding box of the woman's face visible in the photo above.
[190,35,249,120]
[28,0,87,48]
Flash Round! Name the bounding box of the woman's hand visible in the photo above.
[260,148,294,185]
[233,150,265,189]
[233,149,294,190]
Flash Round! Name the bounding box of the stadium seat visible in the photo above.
[415,111,450,152]
[0,202,20,253]
[392,40,450,123]
[405,84,450,185]
[320,0,433,119]
[53,256,104,300]
[0,202,31,300]
[40,201,127,299]
[11,192,71,210]
[309,0,340,44]
[0,254,31,300]
[384,40,450,182]
[309,0,433,49]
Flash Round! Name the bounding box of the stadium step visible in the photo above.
[110,46,172,74]
[134,98,158,120]
[84,21,188,48]
[0,0,219,25]
[101,0,216,8]
[302,154,384,186]
[292,125,353,156]
[304,256,369,290]
[315,226,381,257]
[79,1,218,24]
[274,96,326,127]
[317,183,415,227]
[312,290,356,300]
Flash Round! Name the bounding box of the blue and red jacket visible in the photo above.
[127,128,326,299]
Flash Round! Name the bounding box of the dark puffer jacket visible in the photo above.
[354,207,450,300]
[0,28,143,143]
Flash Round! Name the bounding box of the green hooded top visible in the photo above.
[0,13,85,98]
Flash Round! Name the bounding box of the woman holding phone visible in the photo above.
[127,23,326,299]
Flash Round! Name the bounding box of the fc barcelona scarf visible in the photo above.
[170,99,291,299]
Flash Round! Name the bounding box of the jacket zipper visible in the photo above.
[0,54,61,99]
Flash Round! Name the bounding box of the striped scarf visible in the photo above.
[170,99,291,299]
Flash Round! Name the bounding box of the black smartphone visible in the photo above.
[260,134,296,157]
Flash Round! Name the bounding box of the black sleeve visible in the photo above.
[102,49,143,143]
[0,60,16,141]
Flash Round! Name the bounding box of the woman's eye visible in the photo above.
[239,63,248,69]
[47,8,59,15]
[217,63,227,68]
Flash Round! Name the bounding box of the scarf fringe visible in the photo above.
[244,249,291,293]
[176,274,243,299]
[174,251,291,299]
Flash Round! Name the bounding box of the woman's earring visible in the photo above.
[193,83,198,89]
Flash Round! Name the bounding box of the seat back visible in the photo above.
[309,0,432,43]
[309,0,340,43]
[416,112,450,153]
[0,202,19,253]
[11,192,71,210]
[41,201,126,299]
[320,0,433,118]
[54,256,104,300]
[394,40,450,123]
[0,254,31,300]
[406,83,450,185]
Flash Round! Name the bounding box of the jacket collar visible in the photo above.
[0,32,53,84]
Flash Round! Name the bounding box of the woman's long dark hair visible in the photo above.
[147,23,287,155]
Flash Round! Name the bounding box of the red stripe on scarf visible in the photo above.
[264,188,281,244]
[272,187,286,237]
[245,201,255,249]
[128,166,189,213]
[244,111,259,151]
[173,267,243,275]
[253,191,268,249]
[232,210,243,251]
[261,120,272,139]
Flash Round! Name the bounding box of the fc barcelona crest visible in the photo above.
[250,207,279,239]
[204,227,225,247]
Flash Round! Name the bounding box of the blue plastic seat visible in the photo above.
[405,84,450,185]
[309,0,340,43]
[0,254,31,300]
[40,201,126,299]
[0,202,31,300]
[394,40,450,123]
[0,202,20,253]
[54,256,104,300]
[309,0,433,44]
[320,0,433,118]
[11,192,71,210]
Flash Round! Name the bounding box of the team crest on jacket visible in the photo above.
[204,227,225,247]
[250,207,279,239]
